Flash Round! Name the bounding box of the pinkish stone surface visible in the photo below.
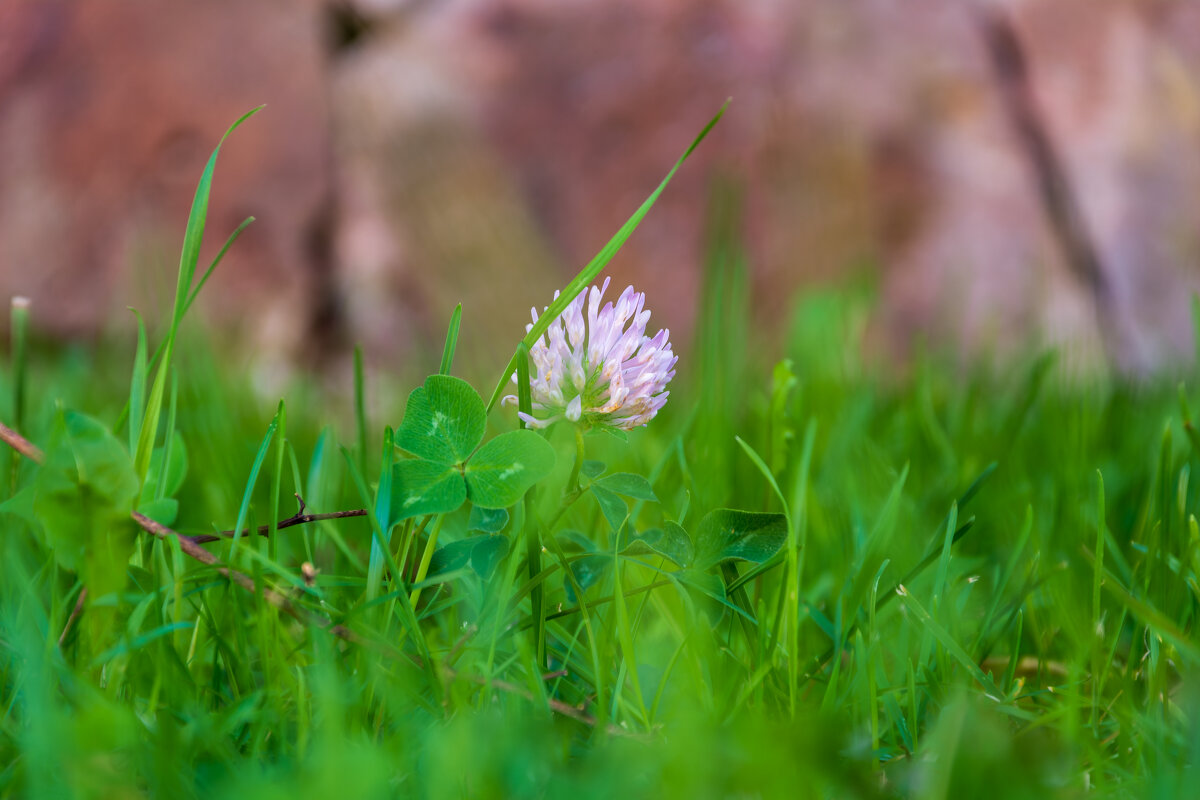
[4,0,1200,375]
[0,0,332,360]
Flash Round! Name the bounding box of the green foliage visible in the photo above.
[594,472,658,501]
[396,375,487,464]
[692,508,788,567]
[465,430,556,508]
[467,505,509,533]
[25,412,138,593]
[392,458,466,519]
[2,107,1200,800]
[391,375,555,521]
[428,534,509,580]
[619,521,693,568]
[484,101,728,413]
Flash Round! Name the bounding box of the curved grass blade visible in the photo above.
[734,435,788,514]
[486,101,729,412]
[896,584,1002,696]
[227,402,281,559]
[516,342,532,430]
[439,304,463,376]
[182,216,256,316]
[367,427,396,600]
[117,218,254,448]
[342,445,440,693]
[354,345,368,476]
[127,309,148,454]
[135,107,263,483]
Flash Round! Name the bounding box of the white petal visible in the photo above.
[566,395,583,422]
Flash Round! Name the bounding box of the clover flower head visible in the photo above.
[504,278,676,431]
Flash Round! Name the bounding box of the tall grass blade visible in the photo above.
[10,297,28,432]
[516,342,532,430]
[1091,470,1106,726]
[127,309,148,454]
[134,107,262,483]
[228,402,282,559]
[182,216,256,315]
[438,304,462,376]
[9,296,30,493]
[366,427,395,601]
[354,345,368,476]
[896,584,1001,696]
[486,101,729,412]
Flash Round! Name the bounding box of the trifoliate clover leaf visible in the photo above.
[396,375,485,464]
[464,430,555,509]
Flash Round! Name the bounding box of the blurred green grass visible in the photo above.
[0,109,1198,797]
[1,265,1198,798]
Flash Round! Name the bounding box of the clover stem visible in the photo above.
[567,424,586,495]
[546,489,584,530]
[409,514,447,609]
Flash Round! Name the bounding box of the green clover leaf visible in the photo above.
[430,535,510,580]
[395,375,486,464]
[464,430,555,509]
[392,459,466,521]
[391,375,555,525]
[693,509,788,568]
[619,520,694,568]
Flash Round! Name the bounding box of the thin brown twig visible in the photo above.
[58,588,87,646]
[185,494,367,544]
[451,670,645,736]
[132,510,358,643]
[527,578,675,627]
[134,511,637,733]
[0,422,627,730]
[0,421,43,464]
[445,623,478,665]
[487,675,601,727]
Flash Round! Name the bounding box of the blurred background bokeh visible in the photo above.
[3,0,1200,379]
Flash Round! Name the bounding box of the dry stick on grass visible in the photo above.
[64,492,363,645]
[131,510,359,643]
[134,510,619,731]
[59,589,87,647]
[0,421,43,465]
[453,671,609,731]
[2,419,630,733]
[4,416,609,728]
[185,494,367,544]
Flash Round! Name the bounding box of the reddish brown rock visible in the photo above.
[453,0,1200,372]
[0,0,332,361]
[329,6,565,378]
[6,0,1200,377]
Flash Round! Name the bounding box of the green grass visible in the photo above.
[4,279,1199,798]
[1,115,1199,798]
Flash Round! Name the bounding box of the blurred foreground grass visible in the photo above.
[1,104,1198,799]
[1,268,1198,798]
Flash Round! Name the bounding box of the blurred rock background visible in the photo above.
[3,0,1200,377]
